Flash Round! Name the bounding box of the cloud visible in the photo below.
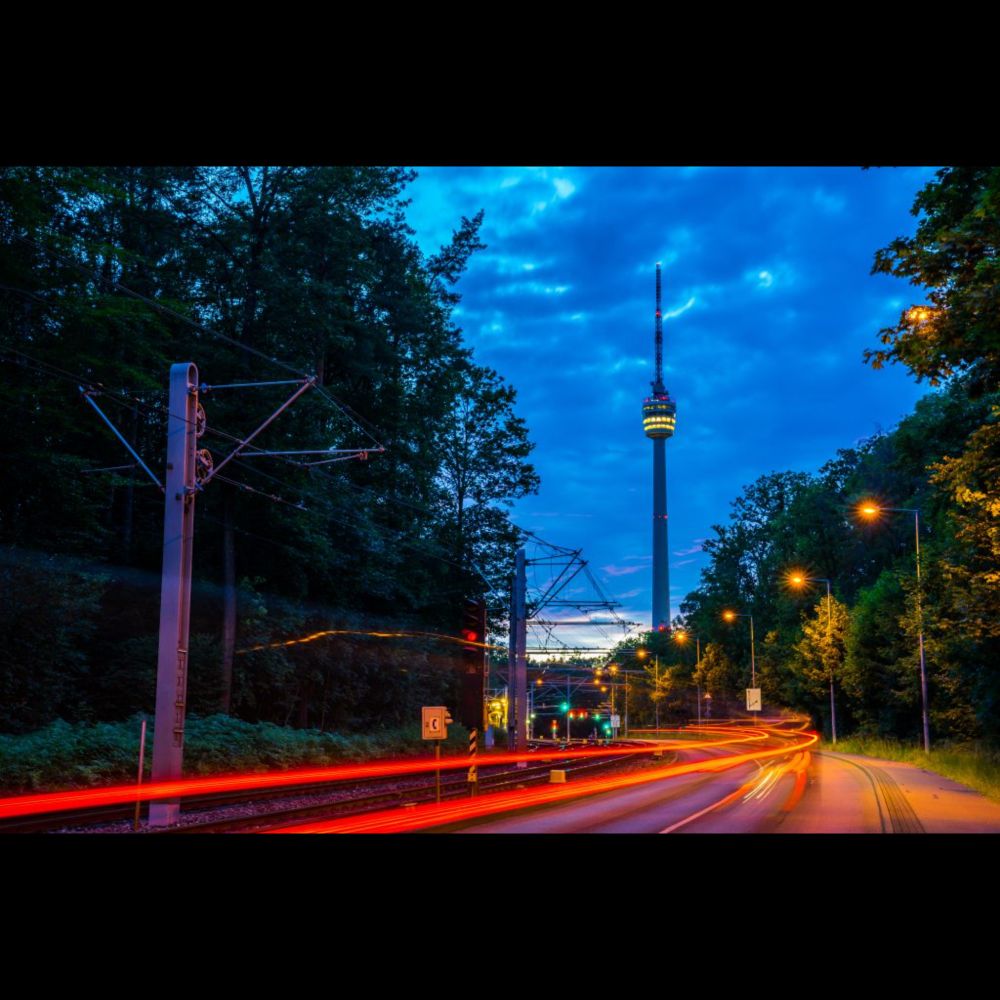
[602,563,647,577]
[673,540,705,556]
[616,588,642,599]
[664,296,697,320]
[671,558,696,568]
[812,188,846,214]
[554,178,576,199]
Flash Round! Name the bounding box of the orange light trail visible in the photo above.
[269,729,819,834]
[237,628,505,655]
[0,734,766,821]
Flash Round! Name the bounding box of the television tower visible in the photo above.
[642,263,677,631]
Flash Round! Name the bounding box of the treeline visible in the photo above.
[636,167,1000,744]
[0,166,538,735]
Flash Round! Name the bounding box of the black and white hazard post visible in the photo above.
[468,728,478,796]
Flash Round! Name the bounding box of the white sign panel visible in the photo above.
[422,706,449,740]
[746,688,762,712]
[611,714,621,728]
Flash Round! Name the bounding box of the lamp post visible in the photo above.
[636,646,659,731]
[788,573,837,745]
[858,502,930,752]
[722,610,756,716]
[672,629,703,724]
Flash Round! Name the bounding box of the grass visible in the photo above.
[0,715,470,794]
[825,735,1000,803]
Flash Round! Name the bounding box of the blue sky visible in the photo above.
[404,167,938,648]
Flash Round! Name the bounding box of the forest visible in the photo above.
[0,166,539,739]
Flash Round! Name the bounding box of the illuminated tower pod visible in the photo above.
[642,262,677,631]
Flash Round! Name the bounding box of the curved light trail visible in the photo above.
[269,727,818,834]
[0,730,770,821]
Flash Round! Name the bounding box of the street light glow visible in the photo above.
[723,610,736,622]
[673,630,688,644]
[859,501,881,518]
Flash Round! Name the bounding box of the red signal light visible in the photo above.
[461,629,478,643]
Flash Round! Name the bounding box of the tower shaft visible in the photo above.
[652,437,669,629]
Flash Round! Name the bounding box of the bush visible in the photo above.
[0,715,471,793]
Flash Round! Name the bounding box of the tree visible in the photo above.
[866,166,1000,396]
[793,593,849,735]
[435,362,540,601]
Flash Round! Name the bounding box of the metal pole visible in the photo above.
[566,675,571,744]
[750,615,756,689]
[149,363,199,828]
[827,580,837,745]
[655,656,660,732]
[696,637,702,725]
[133,716,146,832]
[435,743,441,804]
[511,548,528,754]
[915,510,930,752]
[625,674,629,736]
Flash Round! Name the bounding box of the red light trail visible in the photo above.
[0,732,766,821]
[268,728,818,834]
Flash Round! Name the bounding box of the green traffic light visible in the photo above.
[560,702,569,712]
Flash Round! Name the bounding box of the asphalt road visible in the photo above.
[450,745,1000,834]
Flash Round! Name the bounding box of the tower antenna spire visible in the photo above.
[654,261,664,392]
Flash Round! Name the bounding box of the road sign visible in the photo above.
[611,714,621,728]
[422,706,451,740]
[746,688,762,712]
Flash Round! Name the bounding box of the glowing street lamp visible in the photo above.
[857,500,930,751]
[722,609,757,710]
[787,571,838,744]
[672,628,704,725]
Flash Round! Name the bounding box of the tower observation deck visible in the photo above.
[643,262,675,631]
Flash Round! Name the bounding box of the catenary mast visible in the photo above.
[641,263,677,630]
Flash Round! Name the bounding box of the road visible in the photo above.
[445,744,1000,835]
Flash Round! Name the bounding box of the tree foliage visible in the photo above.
[0,166,538,735]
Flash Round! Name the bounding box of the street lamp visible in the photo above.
[787,571,838,744]
[722,609,757,714]
[858,500,930,751]
[672,629,704,725]
[636,644,662,731]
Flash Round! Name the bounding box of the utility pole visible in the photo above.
[508,547,528,753]
[81,361,369,827]
[149,363,200,828]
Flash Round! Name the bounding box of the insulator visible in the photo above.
[195,448,214,483]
